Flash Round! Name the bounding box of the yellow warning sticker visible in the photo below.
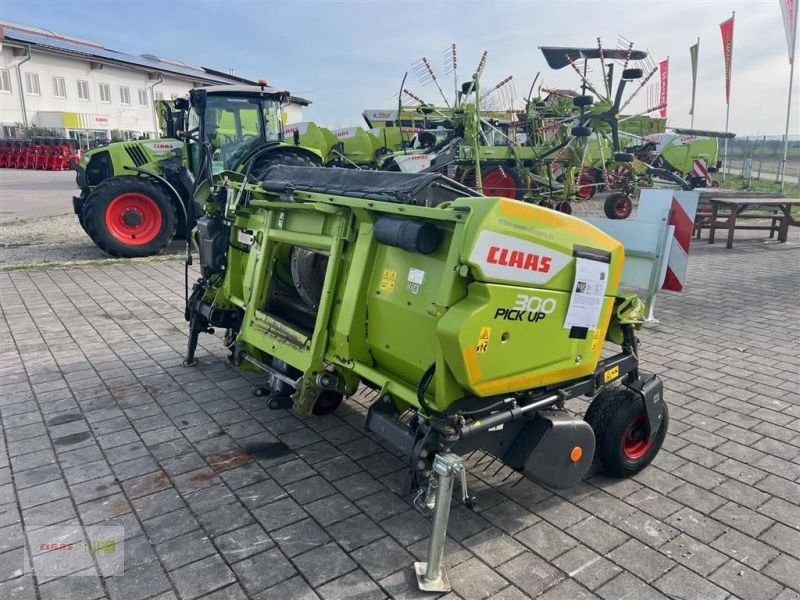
[591,329,603,352]
[476,326,491,353]
[380,269,397,292]
[604,365,620,383]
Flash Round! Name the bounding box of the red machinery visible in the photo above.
[0,137,81,170]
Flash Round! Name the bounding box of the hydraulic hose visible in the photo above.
[417,363,445,418]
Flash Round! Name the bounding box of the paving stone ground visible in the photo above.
[0,231,798,600]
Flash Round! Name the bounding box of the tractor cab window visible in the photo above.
[202,95,282,170]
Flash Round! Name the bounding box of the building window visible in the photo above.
[0,69,12,93]
[77,80,90,101]
[154,91,164,101]
[119,86,131,105]
[53,76,66,98]
[138,88,148,106]
[24,72,40,95]
[99,83,111,103]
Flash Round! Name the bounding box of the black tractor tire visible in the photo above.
[584,387,669,478]
[575,169,600,201]
[555,201,573,214]
[614,152,635,163]
[249,149,321,181]
[571,126,592,138]
[622,68,643,80]
[82,176,177,258]
[312,390,344,416]
[573,95,594,108]
[604,192,633,220]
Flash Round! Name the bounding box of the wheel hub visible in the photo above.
[121,209,143,228]
[622,416,654,459]
[105,192,163,245]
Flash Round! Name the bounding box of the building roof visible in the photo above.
[0,21,310,105]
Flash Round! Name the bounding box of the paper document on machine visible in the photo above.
[564,258,609,330]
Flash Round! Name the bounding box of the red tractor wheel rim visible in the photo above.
[482,168,517,198]
[622,416,654,460]
[105,193,162,245]
[614,196,632,218]
[576,173,595,200]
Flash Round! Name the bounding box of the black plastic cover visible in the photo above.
[196,216,229,278]
[540,46,648,70]
[258,165,481,207]
[374,217,441,254]
[504,410,595,489]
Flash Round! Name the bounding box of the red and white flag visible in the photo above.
[720,15,735,104]
[779,0,797,64]
[658,59,669,117]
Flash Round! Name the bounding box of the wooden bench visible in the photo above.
[693,192,800,248]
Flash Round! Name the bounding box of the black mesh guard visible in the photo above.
[257,165,482,207]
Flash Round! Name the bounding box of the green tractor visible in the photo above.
[71,84,322,257]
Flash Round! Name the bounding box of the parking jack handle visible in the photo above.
[414,453,462,592]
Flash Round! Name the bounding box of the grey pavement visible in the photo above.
[0,232,799,600]
[0,169,76,224]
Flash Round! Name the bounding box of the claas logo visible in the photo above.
[487,246,552,273]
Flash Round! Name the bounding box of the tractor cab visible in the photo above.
[165,84,290,175]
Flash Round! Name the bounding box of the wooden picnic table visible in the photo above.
[696,195,800,249]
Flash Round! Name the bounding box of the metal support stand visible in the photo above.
[644,296,659,324]
[414,453,463,593]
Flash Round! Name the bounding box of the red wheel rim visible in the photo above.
[622,415,654,459]
[576,173,596,200]
[614,196,632,218]
[482,168,517,199]
[105,193,162,245]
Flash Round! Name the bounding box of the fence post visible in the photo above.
[756,136,766,180]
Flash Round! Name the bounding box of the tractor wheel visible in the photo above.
[575,171,598,201]
[481,166,524,200]
[312,390,344,416]
[604,193,633,220]
[614,152,635,163]
[537,199,555,209]
[622,68,643,80]
[249,149,321,180]
[584,387,669,478]
[571,126,592,138]
[83,176,177,258]
[573,95,594,107]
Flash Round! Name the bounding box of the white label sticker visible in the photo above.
[563,258,609,331]
[468,230,571,285]
[142,141,183,152]
[408,268,425,285]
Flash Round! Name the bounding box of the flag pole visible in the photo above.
[723,12,734,182]
[690,37,699,128]
[780,12,798,192]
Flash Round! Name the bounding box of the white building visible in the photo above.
[0,21,308,149]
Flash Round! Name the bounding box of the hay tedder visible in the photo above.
[183,162,669,588]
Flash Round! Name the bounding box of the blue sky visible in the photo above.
[3,0,797,135]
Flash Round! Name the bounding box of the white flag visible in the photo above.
[779,0,798,64]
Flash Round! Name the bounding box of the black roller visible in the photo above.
[290,248,328,309]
